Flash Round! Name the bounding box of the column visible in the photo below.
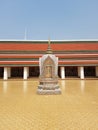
[80,66,84,79]
[23,67,28,80]
[3,67,8,80]
[60,66,65,79]
[8,67,11,78]
[96,66,98,77]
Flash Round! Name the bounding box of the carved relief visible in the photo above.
[45,65,52,78]
[43,56,54,78]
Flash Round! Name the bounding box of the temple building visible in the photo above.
[0,39,98,80]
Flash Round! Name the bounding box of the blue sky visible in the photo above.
[0,0,98,40]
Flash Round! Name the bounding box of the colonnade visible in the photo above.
[60,66,98,79]
[2,66,98,80]
[3,67,29,80]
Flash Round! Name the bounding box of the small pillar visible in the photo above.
[96,66,98,77]
[80,66,84,79]
[3,67,8,80]
[23,67,28,80]
[60,66,65,79]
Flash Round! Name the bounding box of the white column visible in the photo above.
[60,66,65,79]
[80,66,84,79]
[8,67,11,78]
[96,66,98,77]
[3,67,8,80]
[23,67,28,80]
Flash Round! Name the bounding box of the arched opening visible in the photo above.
[29,66,39,77]
[65,66,78,77]
[0,67,3,78]
[11,67,23,78]
[84,66,96,77]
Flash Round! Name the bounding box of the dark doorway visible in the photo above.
[84,66,95,77]
[65,66,78,77]
[11,67,23,77]
[29,66,39,77]
[0,67,3,78]
[58,66,61,78]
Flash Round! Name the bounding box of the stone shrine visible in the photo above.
[37,40,61,94]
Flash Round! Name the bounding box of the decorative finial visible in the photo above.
[46,38,53,54]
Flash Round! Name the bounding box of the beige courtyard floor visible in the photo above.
[0,79,98,130]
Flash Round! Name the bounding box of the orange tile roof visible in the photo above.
[0,43,98,51]
[0,41,98,66]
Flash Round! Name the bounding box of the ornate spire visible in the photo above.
[46,38,53,54]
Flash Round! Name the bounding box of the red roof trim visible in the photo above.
[0,54,98,58]
[0,60,98,65]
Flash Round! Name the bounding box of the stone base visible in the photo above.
[37,85,61,95]
[37,89,61,95]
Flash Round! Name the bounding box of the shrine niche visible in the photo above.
[37,40,61,95]
[44,57,53,78]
